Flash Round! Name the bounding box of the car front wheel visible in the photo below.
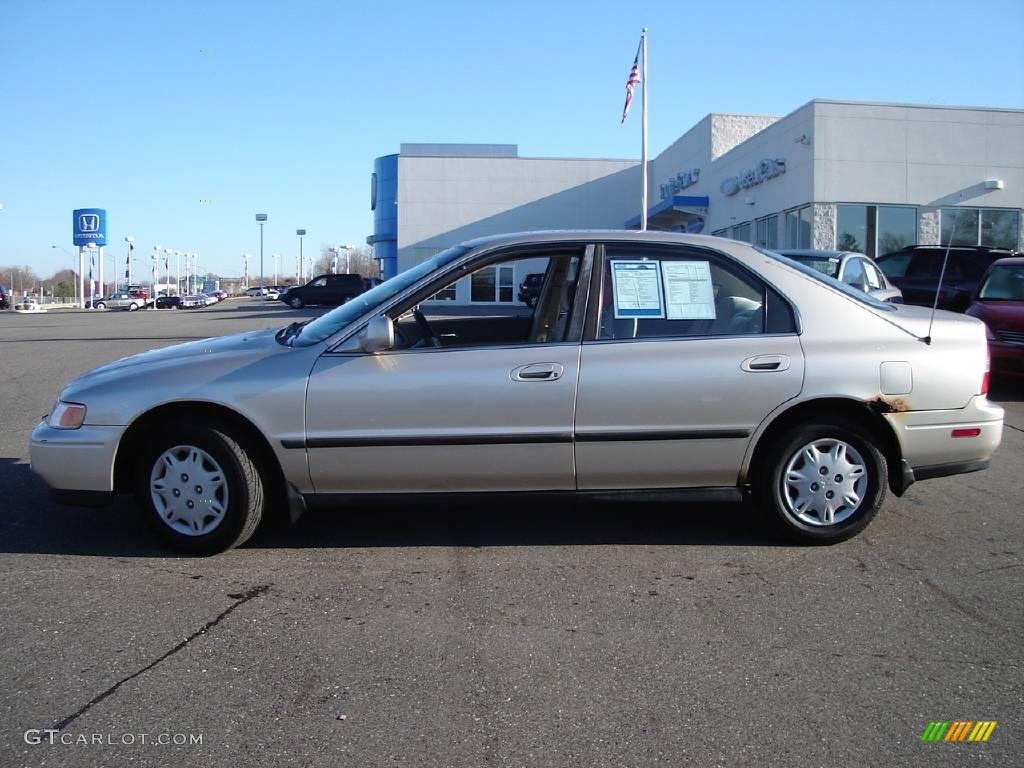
[288,296,304,309]
[95,302,106,310]
[757,419,886,544]
[136,423,265,554]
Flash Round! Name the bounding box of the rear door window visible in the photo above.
[594,245,793,340]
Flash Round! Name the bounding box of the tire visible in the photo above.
[95,302,106,310]
[755,418,886,544]
[136,422,265,555]
[129,303,139,311]
[289,296,304,309]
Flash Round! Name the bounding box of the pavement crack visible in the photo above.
[922,578,995,629]
[49,583,272,731]
[1004,423,1023,434]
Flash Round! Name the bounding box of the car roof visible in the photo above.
[987,256,1024,267]
[455,229,774,253]
[776,249,865,259]
[882,245,1018,256]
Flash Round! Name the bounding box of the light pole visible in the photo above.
[150,246,159,309]
[255,213,267,300]
[243,254,251,290]
[272,254,280,285]
[124,236,134,288]
[330,244,352,274]
[296,229,306,283]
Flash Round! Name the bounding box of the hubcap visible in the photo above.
[150,445,229,536]
[781,438,867,527]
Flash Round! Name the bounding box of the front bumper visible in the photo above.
[30,422,125,499]
[885,395,1004,494]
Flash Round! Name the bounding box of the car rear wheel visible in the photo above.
[288,295,304,309]
[756,419,886,544]
[136,423,265,554]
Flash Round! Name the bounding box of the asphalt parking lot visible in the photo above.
[1,300,1022,768]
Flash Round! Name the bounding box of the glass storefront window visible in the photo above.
[784,205,812,248]
[877,206,917,255]
[982,209,1020,249]
[732,222,752,243]
[941,207,981,246]
[754,215,778,248]
[471,267,496,302]
[837,205,872,254]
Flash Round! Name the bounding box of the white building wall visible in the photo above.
[397,155,639,267]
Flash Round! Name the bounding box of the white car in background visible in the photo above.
[776,249,903,303]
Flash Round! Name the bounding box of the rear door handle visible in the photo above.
[741,355,790,372]
[511,363,564,382]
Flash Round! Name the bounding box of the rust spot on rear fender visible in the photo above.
[867,396,910,414]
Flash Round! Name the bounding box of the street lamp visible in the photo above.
[255,213,267,300]
[124,236,134,287]
[243,254,251,290]
[272,254,280,285]
[296,229,306,283]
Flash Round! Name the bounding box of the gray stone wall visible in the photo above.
[710,114,780,160]
[812,204,836,249]
[919,208,940,245]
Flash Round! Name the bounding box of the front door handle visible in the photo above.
[741,355,790,373]
[511,363,564,382]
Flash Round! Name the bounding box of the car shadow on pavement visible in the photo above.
[989,379,1024,403]
[0,459,790,555]
[249,498,792,550]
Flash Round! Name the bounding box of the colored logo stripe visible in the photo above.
[921,721,996,743]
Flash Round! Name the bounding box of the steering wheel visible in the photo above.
[412,309,442,348]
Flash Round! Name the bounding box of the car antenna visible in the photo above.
[922,197,962,345]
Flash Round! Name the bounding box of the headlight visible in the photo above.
[48,401,87,429]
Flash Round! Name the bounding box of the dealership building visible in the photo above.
[369,99,1024,302]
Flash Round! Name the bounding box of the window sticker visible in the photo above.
[661,261,716,320]
[611,260,664,319]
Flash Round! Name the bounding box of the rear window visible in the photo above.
[761,249,894,311]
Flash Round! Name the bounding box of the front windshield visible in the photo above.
[293,245,471,346]
[978,265,1024,301]
[759,249,893,311]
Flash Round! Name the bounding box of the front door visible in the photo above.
[304,246,589,494]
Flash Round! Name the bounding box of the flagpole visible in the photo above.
[640,28,648,231]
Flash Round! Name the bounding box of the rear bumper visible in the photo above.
[886,396,1003,494]
[893,458,990,496]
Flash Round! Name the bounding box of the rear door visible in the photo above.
[574,242,804,490]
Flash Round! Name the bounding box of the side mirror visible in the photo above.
[359,314,395,354]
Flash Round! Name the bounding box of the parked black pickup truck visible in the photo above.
[279,274,365,308]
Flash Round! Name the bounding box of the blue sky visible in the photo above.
[2,0,1022,278]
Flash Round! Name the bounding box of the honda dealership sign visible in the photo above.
[73,208,107,246]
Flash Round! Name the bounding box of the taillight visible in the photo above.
[952,428,981,438]
[981,352,990,396]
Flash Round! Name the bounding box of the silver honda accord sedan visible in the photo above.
[30,231,1004,554]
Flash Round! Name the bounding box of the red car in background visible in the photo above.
[966,256,1024,378]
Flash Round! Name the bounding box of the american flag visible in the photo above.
[125,239,133,280]
[621,50,641,123]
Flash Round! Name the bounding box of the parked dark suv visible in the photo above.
[279,274,365,308]
[0,285,9,310]
[876,245,1018,311]
[518,273,544,308]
